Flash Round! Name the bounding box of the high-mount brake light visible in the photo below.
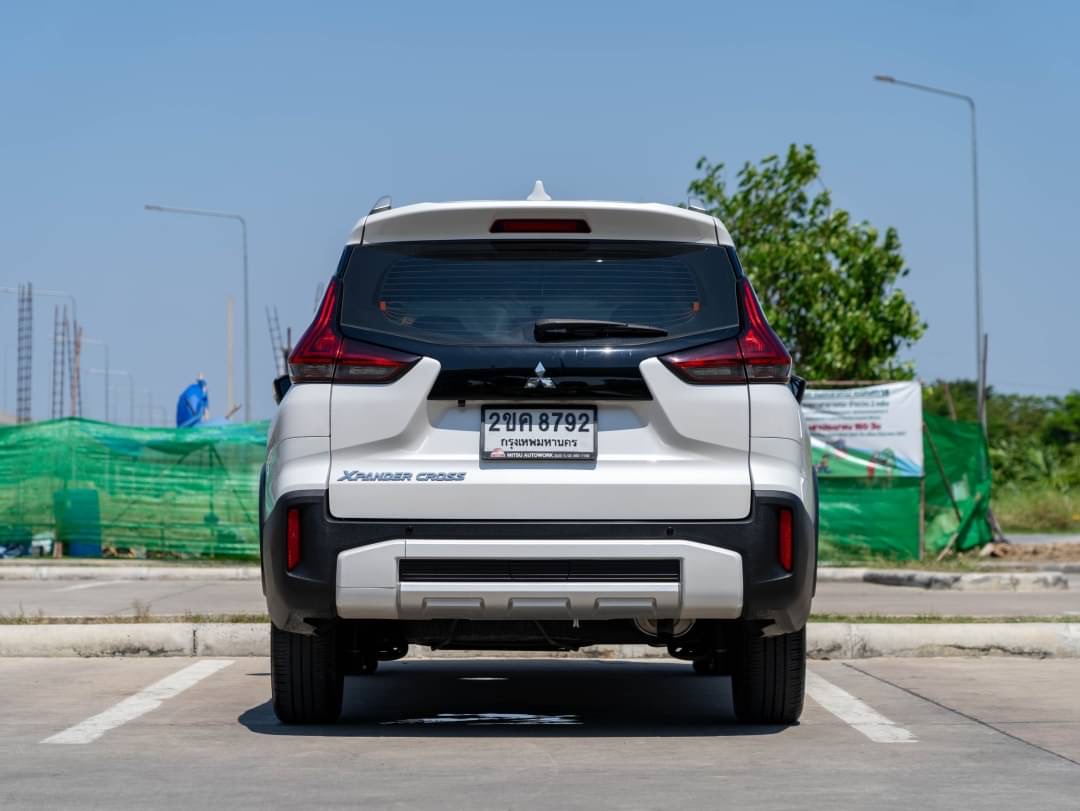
[288,279,420,384]
[659,278,791,384]
[489,219,591,234]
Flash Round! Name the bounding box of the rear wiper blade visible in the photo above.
[533,318,669,341]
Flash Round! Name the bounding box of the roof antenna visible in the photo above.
[526,180,552,201]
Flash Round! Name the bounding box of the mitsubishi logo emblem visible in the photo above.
[525,361,556,389]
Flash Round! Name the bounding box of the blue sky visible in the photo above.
[1,0,1077,422]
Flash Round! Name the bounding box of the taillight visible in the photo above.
[288,279,341,382]
[287,279,419,384]
[660,339,744,383]
[738,279,791,382]
[334,342,417,382]
[286,507,301,571]
[660,278,791,384]
[778,507,793,572]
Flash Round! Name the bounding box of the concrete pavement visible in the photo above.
[3,576,1076,620]
[813,581,1078,617]
[1,656,1077,808]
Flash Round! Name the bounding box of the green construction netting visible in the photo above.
[818,413,992,560]
[1,412,991,562]
[0,418,268,559]
[818,477,922,560]
[922,412,993,555]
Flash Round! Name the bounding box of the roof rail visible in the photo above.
[369,195,392,215]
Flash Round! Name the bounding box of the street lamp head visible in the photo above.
[873,74,896,83]
[144,204,163,211]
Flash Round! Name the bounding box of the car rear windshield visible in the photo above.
[338,240,740,346]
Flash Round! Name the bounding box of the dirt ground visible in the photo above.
[978,542,1080,562]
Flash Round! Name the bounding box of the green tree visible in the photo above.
[688,144,925,380]
[923,379,1052,439]
[1042,392,1080,446]
[923,379,1080,490]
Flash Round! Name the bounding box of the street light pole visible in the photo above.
[145,204,251,421]
[873,75,986,429]
[82,338,109,421]
[88,368,133,424]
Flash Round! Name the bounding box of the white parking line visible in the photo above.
[41,659,233,745]
[805,670,917,743]
[50,580,131,592]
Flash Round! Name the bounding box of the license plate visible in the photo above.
[481,406,597,461]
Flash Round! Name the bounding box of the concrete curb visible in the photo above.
[977,562,1080,574]
[817,567,1070,591]
[0,565,260,581]
[807,622,1080,658]
[2,622,1079,659]
[2,562,1070,588]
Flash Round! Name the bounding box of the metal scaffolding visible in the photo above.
[16,283,33,423]
[266,306,286,377]
[51,305,67,419]
[70,319,82,417]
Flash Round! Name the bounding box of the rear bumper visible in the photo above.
[336,539,743,621]
[261,490,815,636]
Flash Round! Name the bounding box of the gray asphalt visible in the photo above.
[0,656,1077,809]
[2,577,1077,619]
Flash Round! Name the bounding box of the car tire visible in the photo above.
[271,624,344,724]
[730,626,805,725]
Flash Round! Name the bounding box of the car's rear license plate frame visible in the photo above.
[480,405,598,461]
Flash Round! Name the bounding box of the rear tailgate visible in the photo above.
[327,356,750,521]
[325,237,752,521]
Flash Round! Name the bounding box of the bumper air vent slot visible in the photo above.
[399,558,680,583]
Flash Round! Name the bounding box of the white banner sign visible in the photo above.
[801,382,923,478]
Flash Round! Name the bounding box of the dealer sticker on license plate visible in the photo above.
[481,406,597,461]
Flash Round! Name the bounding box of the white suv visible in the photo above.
[261,186,817,725]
